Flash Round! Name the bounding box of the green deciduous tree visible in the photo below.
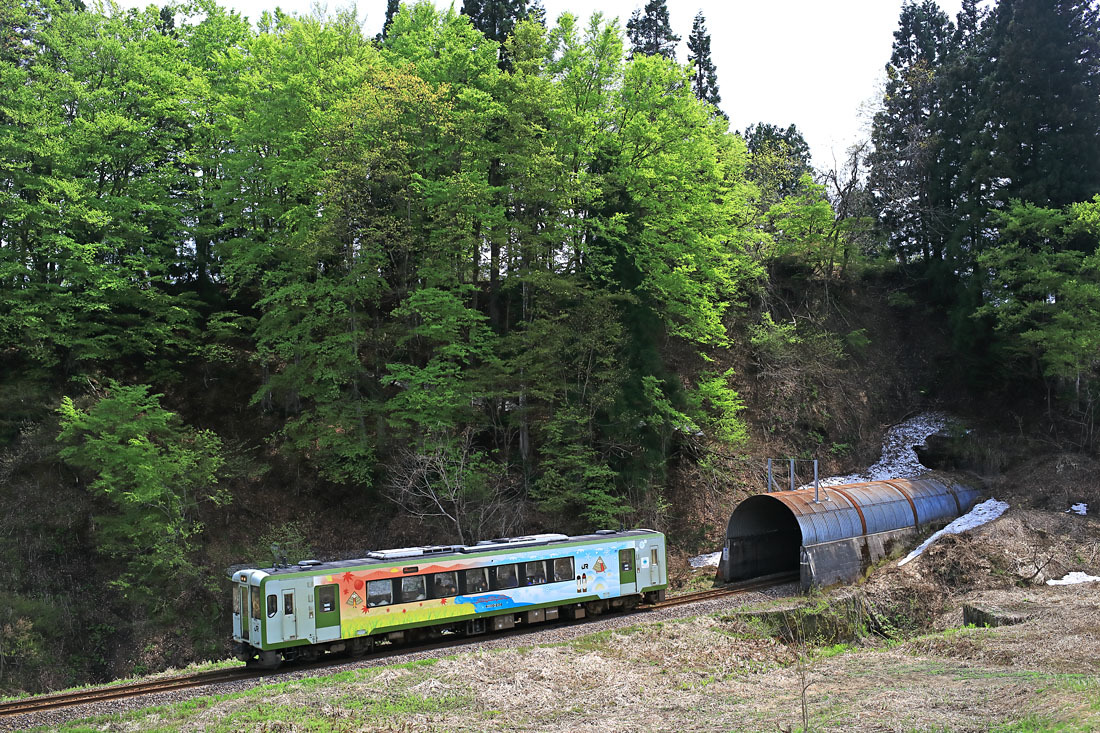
[978,200,1100,379]
[0,4,206,374]
[765,174,851,280]
[976,197,1100,444]
[57,382,225,603]
[5,0,764,542]
[218,11,382,484]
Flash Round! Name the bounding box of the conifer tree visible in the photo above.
[526,0,545,26]
[930,0,989,262]
[626,0,679,60]
[460,0,529,45]
[377,0,399,42]
[969,0,1100,210]
[687,11,721,110]
[866,0,953,264]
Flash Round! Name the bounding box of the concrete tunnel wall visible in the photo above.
[720,479,981,589]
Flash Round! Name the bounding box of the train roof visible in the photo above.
[250,529,662,577]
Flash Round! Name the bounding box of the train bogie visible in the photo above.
[231,530,667,667]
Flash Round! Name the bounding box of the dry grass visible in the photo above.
[56,596,1099,732]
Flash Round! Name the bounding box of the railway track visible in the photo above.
[0,667,260,718]
[0,573,797,719]
[646,572,799,610]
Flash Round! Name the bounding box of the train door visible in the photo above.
[618,548,636,595]
[314,583,341,642]
[649,546,661,587]
[282,587,298,641]
[233,579,247,640]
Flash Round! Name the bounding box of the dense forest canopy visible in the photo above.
[2,0,1098,539]
[0,0,761,544]
[866,0,1100,403]
[1,0,1099,690]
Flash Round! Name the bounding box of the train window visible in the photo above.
[233,587,240,614]
[552,557,574,583]
[619,550,632,573]
[431,571,458,599]
[367,579,393,607]
[318,585,337,613]
[463,568,489,594]
[267,594,277,617]
[284,592,294,616]
[492,564,518,590]
[651,548,659,570]
[400,575,427,602]
[251,588,261,620]
[524,561,547,585]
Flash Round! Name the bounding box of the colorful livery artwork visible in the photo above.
[231,530,668,669]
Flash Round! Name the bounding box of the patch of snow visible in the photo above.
[1046,571,1100,586]
[818,412,949,486]
[1067,503,1088,516]
[897,498,1010,567]
[689,551,721,570]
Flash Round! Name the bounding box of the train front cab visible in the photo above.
[232,569,291,668]
[232,569,265,663]
[234,568,354,668]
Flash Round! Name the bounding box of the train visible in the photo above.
[231,529,668,668]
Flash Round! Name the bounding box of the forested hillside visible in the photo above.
[1,0,1098,692]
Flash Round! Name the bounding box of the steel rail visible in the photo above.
[1,573,796,719]
[0,668,259,717]
[648,572,799,610]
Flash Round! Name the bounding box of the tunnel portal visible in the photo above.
[720,478,981,589]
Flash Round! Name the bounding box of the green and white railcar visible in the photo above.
[231,530,667,668]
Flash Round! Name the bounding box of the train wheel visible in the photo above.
[246,650,281,670]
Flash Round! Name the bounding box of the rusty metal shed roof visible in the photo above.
[726,478,981,547]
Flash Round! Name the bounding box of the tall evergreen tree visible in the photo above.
[526,0,545,27]
[686,11,720,110]
[867,0,953,265]
[460,0,529,45]
[626,0,678,60]
[930,0,989,265]
[969,0,1100,210]
[377,0,399,42]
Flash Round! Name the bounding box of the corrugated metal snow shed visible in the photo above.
[720,479,981,590]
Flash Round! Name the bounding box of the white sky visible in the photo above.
[120,0,969,167]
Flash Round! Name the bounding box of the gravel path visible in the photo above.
[1,582,798,732]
